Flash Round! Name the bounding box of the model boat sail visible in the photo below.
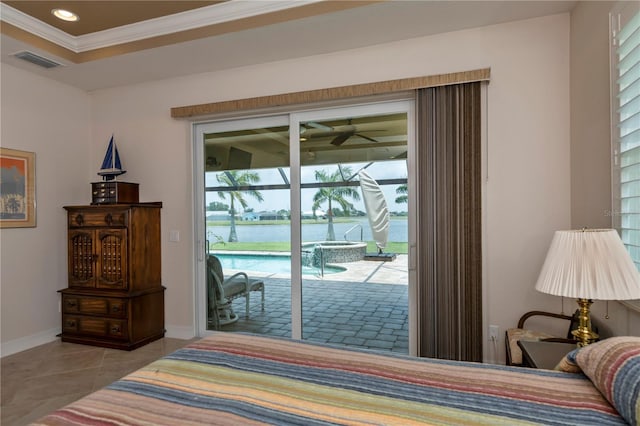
[98,135,126,181]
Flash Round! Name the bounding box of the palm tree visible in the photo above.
[216,171,263,242]
[5,196,22,213]
[312,167,361,241]
[395,184,408,204]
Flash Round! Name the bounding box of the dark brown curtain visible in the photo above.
[416,82,483,362]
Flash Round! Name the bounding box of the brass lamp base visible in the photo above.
[571,298,599,347]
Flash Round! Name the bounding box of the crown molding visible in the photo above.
[1,0,323,53]
[77,0,323,51]
[0,3,77,51]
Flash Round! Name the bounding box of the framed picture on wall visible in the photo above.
[0,148,36,228]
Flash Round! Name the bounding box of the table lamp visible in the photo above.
[535,229,640,347]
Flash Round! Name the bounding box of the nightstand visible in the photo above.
[517,340,577,369]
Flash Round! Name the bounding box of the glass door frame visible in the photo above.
[193,114,290,337]
[192,99,417,354]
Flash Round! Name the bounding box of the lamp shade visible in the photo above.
[535,229,640,300]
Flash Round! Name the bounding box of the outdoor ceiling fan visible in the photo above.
[328,127,379,146]
[301,119,383,146]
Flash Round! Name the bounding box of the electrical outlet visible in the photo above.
[489,325,499,341]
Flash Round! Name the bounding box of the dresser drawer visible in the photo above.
[92,197,115,204]
[63,295,128,318]
[68,210,129,228]
[62,315,128,340]
[91,182,139,205]
[93,185,116,197]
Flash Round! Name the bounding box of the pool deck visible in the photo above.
[219,254,409,353]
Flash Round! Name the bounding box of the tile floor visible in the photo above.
[1,337,197,426]
[1,255,408,425]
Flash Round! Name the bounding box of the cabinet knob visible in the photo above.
[111,325,121,333]
[65,319,76,327]
[105,213,113,225]
[74,214,84,225]
[111,305,120,312]
[66,300,77,308]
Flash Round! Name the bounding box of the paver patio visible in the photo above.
[216,254,409,353]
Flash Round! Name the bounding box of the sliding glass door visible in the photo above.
[194,100,415,354]
[293,104,412,351]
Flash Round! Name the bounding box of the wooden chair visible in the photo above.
[505,311,577,367]
[206,254,265,329]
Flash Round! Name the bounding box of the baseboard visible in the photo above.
[1,324,196,358]
[164,324,196,340]
[1,327,60,358]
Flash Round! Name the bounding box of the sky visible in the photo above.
[205,160,408,213]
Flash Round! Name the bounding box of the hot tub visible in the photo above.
[302,241,367,264]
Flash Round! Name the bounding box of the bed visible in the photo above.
[32,333,639,425]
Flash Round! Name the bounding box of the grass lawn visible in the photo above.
[208,217,408,254]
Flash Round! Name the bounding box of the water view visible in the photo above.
[207,217,407,244]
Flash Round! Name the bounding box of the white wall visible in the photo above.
[0,64,91,355]
[570,1,612,230]
[87,13,572,362]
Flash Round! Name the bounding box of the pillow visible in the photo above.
[554,348,582,373]
[574,336,640,425]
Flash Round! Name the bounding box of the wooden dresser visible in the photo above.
[60,203,165,350]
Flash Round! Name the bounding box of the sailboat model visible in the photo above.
[98,135,126,181]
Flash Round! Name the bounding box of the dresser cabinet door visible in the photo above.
[96,229,128,290]
[68,230,96,288]
[67,229,128,289]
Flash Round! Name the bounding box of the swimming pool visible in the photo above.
[214,253,346,275]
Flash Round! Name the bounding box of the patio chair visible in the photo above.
[207,254,265,328]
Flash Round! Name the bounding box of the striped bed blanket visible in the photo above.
[33,333,629,425]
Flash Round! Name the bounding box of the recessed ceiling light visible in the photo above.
[51,9,79,22]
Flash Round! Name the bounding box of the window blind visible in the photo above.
[615,9,640,268]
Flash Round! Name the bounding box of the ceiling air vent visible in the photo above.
[13,51,62,69]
